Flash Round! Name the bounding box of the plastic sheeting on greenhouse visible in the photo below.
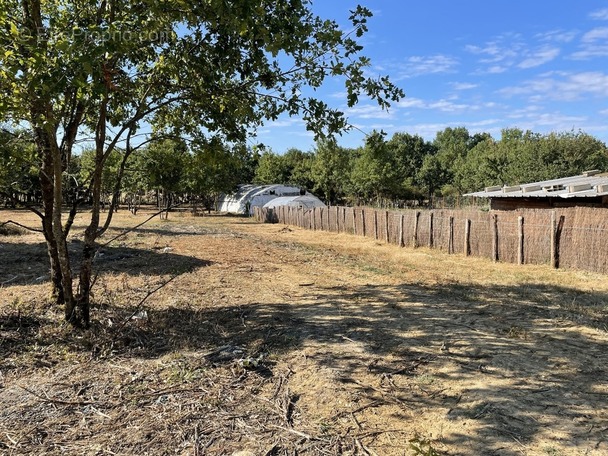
[262,195,326,210]
[218,184,308,215]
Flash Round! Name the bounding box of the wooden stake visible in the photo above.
[385,211,390,243]
[464,219,471,256]
[373,210,378,240]
[413,211,420,248]
[428,212,434,248]
[518,215,524,265]
[550,211,557,268]
[448,216,454,254]
[336,206,340,233]
[492,213,499,262]
[361,209,366,237]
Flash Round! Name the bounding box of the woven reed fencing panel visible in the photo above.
[253,206,608,275]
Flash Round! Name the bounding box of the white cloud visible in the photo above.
[393,120,502,140]
[571,45,608,59]
[391,54,459,79]
[499,71,608,101]
[397,96,498,114]
[450,82,479,90]
[467,33,562,73]
[581,27,608,42]
[571,27,608,59]
[518,47,560,68]
[536,30,577,43]
[397,97,426,109]
[345,104,395,119]
[487,65,508,74]
[590,8,608,20]
[264,118,305,128]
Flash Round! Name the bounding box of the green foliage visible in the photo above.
[143,139,188,193]
[0,128,38,203]
[409,434,441,456]
[350,130,401,203]
[310,139,354,205]
[253,148,313,188]
[79,147,124,197]
[453,128,608,193]
[254,152,292,185]
[187,139,257,200]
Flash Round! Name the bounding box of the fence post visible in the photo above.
[464,219,471,256]
[343,207,347,233]
[373,210,378,240]
[448,216,454,254]
[335,206,340,233]
[518,216,524,265]
[550,211,557,268]
[413,211,420,247]
[492,213,499,262]
[399,214,405,247]
[384,211,390,243]
[352,208,357,235]
[361,209,366,237]
[320,208,324,231]
[428,212,434,248]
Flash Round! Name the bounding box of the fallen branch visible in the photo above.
[0,220,43,233]
[270,424,316,441]
[113,274,180,334]
[19,386,100,406]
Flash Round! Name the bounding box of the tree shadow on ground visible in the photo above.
[0,240,212,287]
[3,278,608,455]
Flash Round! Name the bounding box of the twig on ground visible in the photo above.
[270,424,315,441]
[113,274,180,335]
[19,386,100,406]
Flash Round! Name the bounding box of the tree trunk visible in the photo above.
[40,156,65,303]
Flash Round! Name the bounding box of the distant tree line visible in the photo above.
[1,129,258,212]
[2,126,607,211]
[254,127,608,207]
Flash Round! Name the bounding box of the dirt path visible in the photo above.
[1,211,607,455]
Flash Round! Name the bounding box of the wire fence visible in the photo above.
[254,205,608,275]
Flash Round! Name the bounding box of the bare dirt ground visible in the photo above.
[1,208,607,456]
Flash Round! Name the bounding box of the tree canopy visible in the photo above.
[0,0,403,327]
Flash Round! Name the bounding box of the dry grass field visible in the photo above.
[1,208,607,456]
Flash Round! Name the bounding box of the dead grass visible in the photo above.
[1,208,608,455]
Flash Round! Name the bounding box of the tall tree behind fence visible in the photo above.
[253,206,608,275]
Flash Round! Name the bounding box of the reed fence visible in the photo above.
[253,205,608,275]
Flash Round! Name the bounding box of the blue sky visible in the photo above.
[255,1,608,153]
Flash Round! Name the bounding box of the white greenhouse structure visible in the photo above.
[262,195,326,210]
[218,184,313,215]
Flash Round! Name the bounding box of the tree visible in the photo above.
[0,128,39,206]
[311,139,353,205]
[350,130,399,205]
[282,148,314,190]
[143,139,188,214]
[254,151,291,184]
[386,132,436,201]
[79,147,124,207]
[0,0,402,327]
[186,139,256,211]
